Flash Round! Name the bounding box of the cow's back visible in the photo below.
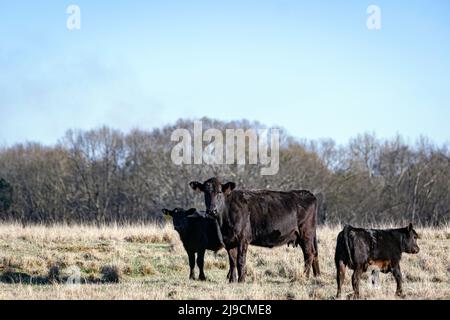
[224,189,317,247]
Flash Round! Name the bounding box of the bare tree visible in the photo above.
[0,119,448,226]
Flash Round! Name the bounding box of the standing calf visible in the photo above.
[162,208,224,281]
[335,223,420,298]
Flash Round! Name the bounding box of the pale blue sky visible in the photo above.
[1,1,449,146]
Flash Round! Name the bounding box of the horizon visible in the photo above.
[1,1,450,147]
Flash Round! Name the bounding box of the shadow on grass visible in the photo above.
[0,271,49,285]
[0,270,114,285]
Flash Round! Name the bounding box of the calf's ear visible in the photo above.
[162,209,171,216]
[407,223,413,231]
[222,182,236,194]
[189,181,204,193]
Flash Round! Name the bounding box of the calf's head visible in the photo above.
[189,177,236,218]
[401,223,420,254]
[162,208,196,232]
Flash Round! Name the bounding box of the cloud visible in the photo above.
[0,50,166,145]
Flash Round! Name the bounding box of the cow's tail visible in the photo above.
[312,197,320,276]
[343,224,354,268]
[313,199,319,257]
[314,231,319,256]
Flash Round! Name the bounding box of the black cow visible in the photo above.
[189,177,320,283]
[162,207,224,281]
[335,223,420,298]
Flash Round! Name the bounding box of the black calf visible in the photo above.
[162,208,224,281]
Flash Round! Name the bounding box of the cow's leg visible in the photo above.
[197,249,206,281]
[351,269,362,299]
[299,237,315,278]
[336,260,346,298]
[312,233,321,277]
[188,251,196,280]
[237,241,249,283]
[392,265,404,297]
[226,248,235,280]
[227,248,237,283]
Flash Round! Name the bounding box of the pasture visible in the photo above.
[0,223,449,300]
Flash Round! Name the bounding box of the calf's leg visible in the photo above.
[392,265,404,297]
[371,269,380,288]
[197,249,206,281]
[336,260,346,298]
[351,269,362,299]
[188,251,196,280]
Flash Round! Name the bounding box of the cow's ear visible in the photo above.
[189,181,204,193]
[408,223,413,231]
[185,208,197,216]
[162,209,171,216]
[222,182,236,194]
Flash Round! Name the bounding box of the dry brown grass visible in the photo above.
[0,223,449,300]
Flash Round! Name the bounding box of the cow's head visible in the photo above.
[402,223,420,254]
[189,177,236,218]
[162,207,196,232]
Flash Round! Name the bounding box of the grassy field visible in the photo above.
[0,223,449,300]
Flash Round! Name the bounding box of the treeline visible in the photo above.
[0,118,449,226]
